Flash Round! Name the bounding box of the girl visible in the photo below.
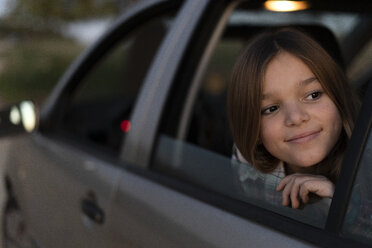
[227,28,359,209]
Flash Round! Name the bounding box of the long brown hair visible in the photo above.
[227,28,359,182]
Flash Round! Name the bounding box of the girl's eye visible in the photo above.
[305,91,323,100]
[261,105,279,115]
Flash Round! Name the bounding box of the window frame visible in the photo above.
[326,80,372,232]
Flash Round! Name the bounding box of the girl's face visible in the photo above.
[260,52,342,172]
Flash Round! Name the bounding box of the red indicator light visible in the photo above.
[120,120,131,133]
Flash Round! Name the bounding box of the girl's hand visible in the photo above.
[276,174,335,209]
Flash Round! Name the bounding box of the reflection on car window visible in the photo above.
[153,135,330,227]
[59,14,174,155]
[343,130,372,245]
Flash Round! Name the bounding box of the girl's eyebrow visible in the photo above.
[299,77,318,86]
[262,93,273,100]
[262,77,318,100]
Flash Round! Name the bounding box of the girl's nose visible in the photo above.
[284,103,310,126]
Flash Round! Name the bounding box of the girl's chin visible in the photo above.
[286,159,323,172]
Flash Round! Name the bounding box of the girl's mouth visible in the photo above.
[285,130,321,144]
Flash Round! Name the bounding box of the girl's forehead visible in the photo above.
[263,53,314,83]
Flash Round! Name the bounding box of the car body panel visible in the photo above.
[5,134,121,247]
[106,165,317,248]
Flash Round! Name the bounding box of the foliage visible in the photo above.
[0,0,142,105]
[0,37,84,103]
[9,0,121,21]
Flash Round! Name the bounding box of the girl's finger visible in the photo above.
[299,182,311,203]
[277,174,312,191]
[281,177,295,206]
[290,180,302,209]
[276,175,292,191]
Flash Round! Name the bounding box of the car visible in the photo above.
[1,0,372,247]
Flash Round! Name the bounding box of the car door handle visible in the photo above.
[81,198,105,224]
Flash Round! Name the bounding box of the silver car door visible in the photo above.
[5,134,121,248]
[4,1,180,247]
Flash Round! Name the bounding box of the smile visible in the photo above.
[285,130,321,144]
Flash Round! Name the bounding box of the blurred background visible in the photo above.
[0,1,143,246]
[0,0,142,107]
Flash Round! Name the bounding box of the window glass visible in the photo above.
[154,135,330,227]
[343,129,372,245]
[151,6,356,228]
[59,14,174,155]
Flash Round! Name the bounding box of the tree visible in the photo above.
[3,0,140,33]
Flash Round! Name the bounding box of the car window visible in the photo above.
[58,13,175,156]
[150,5,364,228]
[154,135,331,227]
[342,126,372,245]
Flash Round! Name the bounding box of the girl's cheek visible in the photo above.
[260,119,275,143]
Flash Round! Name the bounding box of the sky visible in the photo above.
[0,0,108,45]
[0,0,8,16]
[65,19,112,45]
